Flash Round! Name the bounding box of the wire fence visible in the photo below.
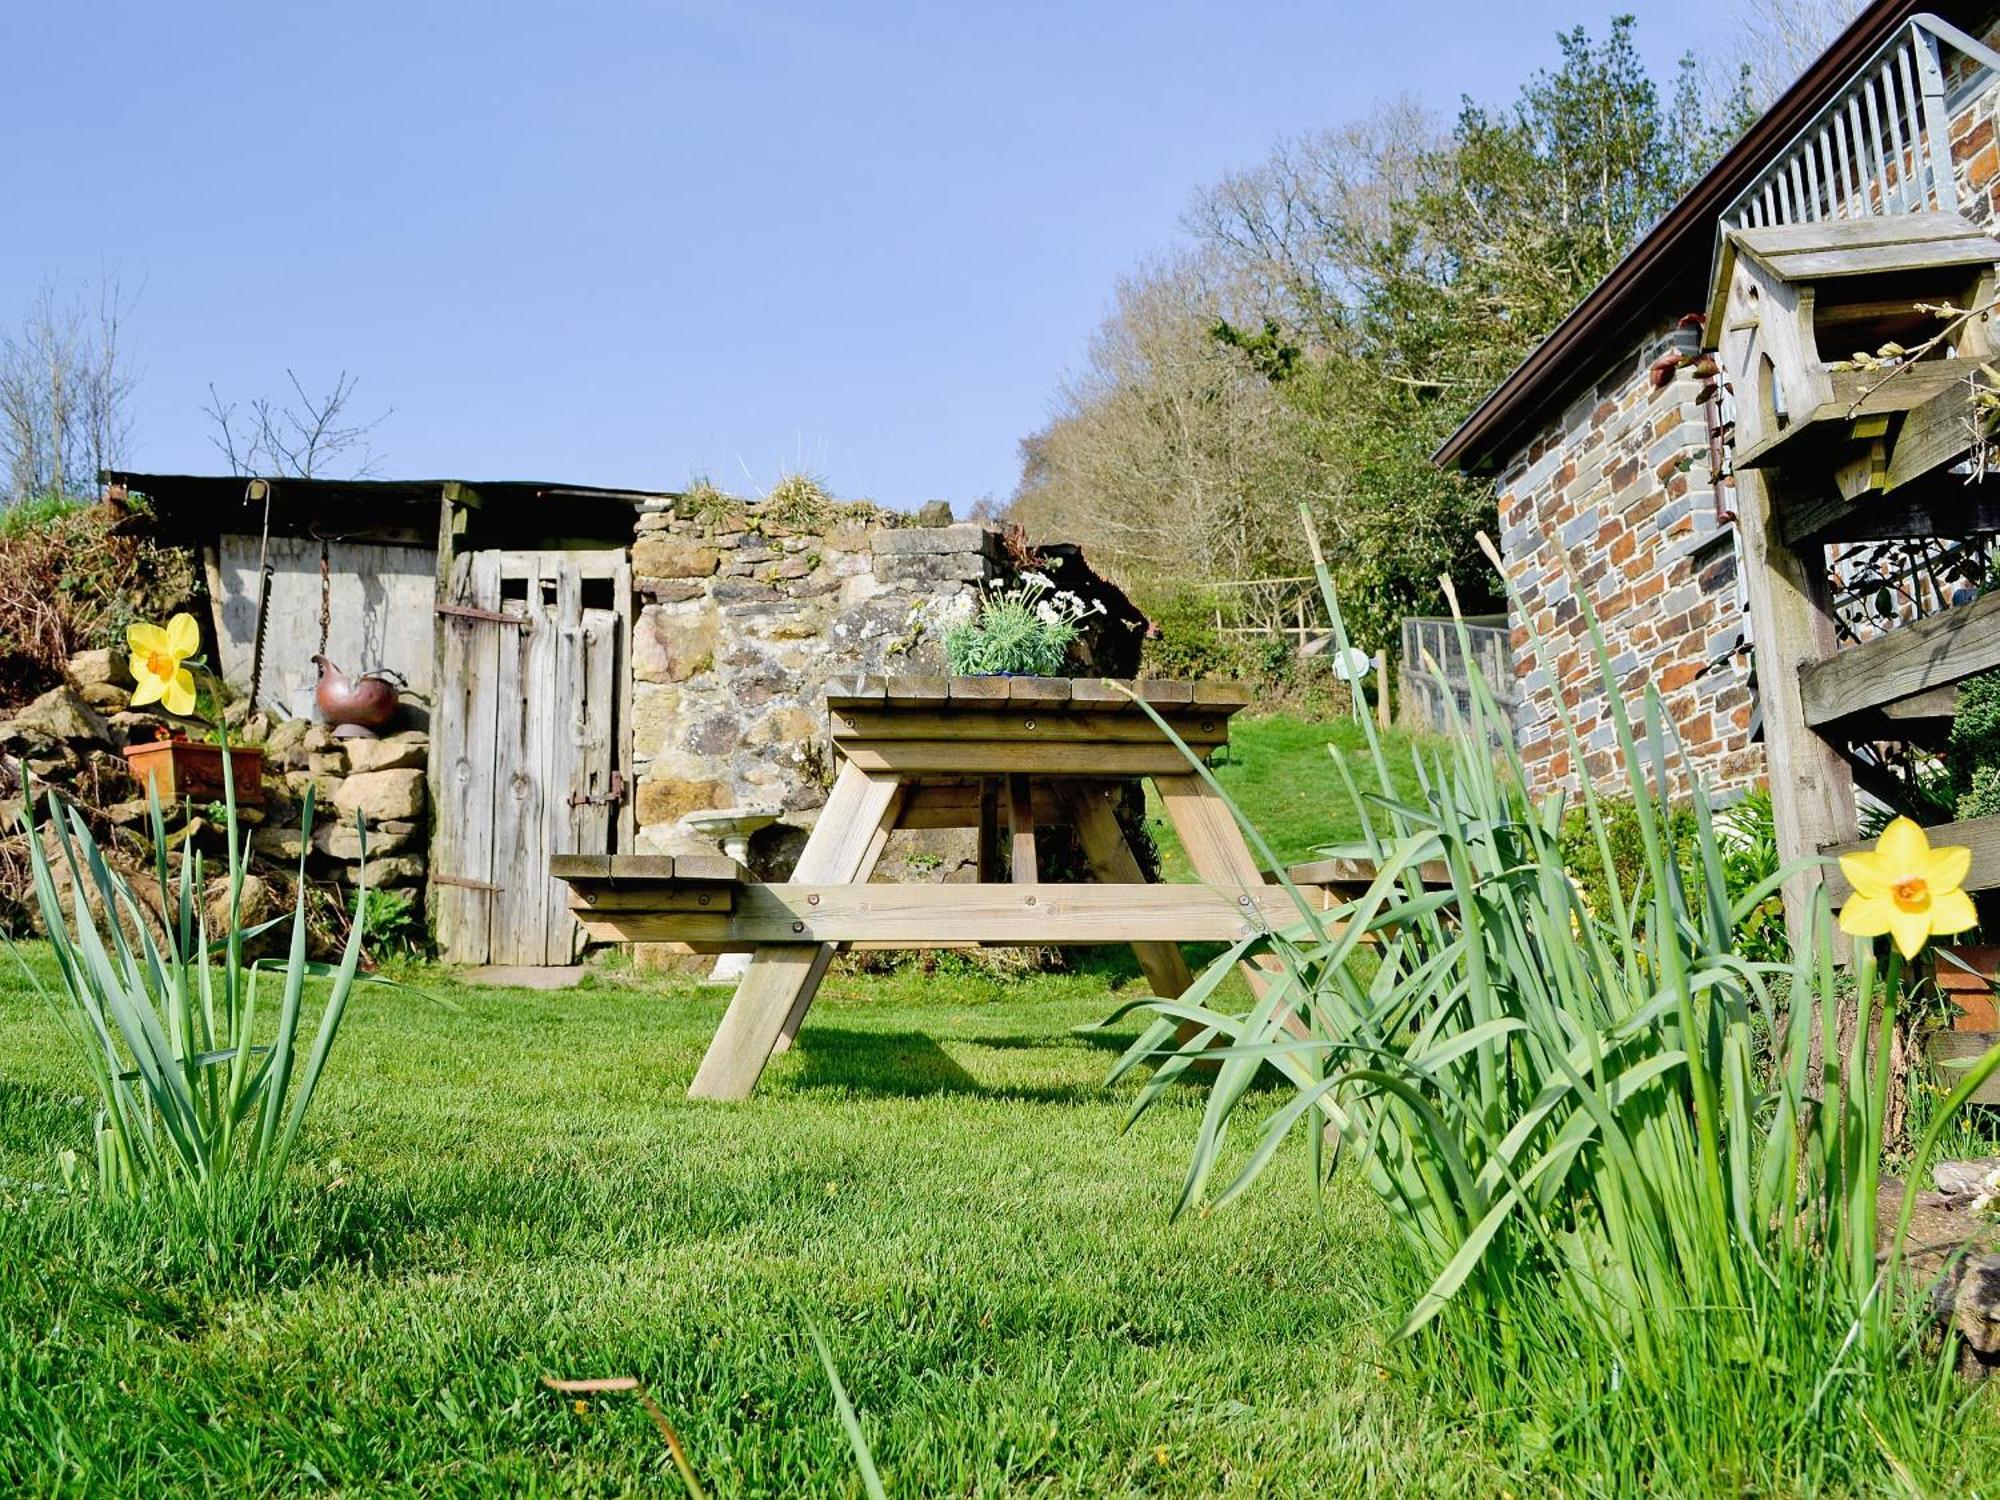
[1399,615,1517,738]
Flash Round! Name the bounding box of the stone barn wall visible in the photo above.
[1494,328,1761,798]
[624,503,1018,877]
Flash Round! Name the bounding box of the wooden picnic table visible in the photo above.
[553,674,1315,1100]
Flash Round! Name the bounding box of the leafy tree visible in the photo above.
[1013,17,1753,658]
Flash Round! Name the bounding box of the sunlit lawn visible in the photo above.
[1148,712,1431,876]
[0,944,1514,1497]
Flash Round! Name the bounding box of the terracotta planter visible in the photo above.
[121,741,264,807]
[1938,945,2000,1032]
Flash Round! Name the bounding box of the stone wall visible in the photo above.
[627,502,1013,872]
[0,649,431,948]
[257,716,430,897]
[1496,23,2000,800]
[1495,326,1762,797]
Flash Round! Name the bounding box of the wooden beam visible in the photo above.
[1776,471,2000,547]
[1823,813,2000,901]
[898,779,1109,829]
[1735,466,1858,953]
[830,708,1230,747]
[837,741,1211,777]
[1057,783,1193,1001]
[685,766,901,1101]
[1006,772,1037,882]
[1735,363,1971,470]
[552,853,743,883]
[1285,855,1452,890]
[975,778,1001,880]
[1799,586,2000,727]
[1883,378,1982,494]
[575,882,1307,947]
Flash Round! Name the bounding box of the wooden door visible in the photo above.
[432,549,632,965]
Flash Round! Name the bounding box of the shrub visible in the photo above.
[1138,588,1239,679]
[0,495,197,705]
[943,574,1104,676]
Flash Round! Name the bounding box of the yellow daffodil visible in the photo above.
[125,614,201,717]
[1837,816,1977,959]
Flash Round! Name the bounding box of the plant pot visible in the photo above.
[1938,944,2000,1031]
[122,741,265,808]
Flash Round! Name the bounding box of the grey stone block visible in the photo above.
[870,523,999,557]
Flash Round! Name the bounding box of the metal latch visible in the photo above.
[567,772,626,809]
[435,602,530,627]
[433,873,501,893]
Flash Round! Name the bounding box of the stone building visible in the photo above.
[1439,1,2000,798]
[105,472,1141,967]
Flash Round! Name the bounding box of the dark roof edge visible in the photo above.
[1434,0,1926,473]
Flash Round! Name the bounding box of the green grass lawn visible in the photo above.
[1148,712,1430,877]
[0,948,1504,1497]
[7,711,1995,1494]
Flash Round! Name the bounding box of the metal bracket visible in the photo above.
[433,873,502,893]
[435,603,530,627]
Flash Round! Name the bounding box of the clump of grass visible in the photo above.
[679,476,739,528]
[1113,514,2000,1489]
[762,472,835,532]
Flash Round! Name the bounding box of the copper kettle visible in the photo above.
[313,655,402,732]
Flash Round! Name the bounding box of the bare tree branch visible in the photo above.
[201,369,392,479]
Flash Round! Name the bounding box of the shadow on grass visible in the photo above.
[783,1027,1104,1103]
[960,1028,1136,1055]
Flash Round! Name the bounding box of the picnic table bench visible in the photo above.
[557,675,1365,1099]
[553,678,1470,1099]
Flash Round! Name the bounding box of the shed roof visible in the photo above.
[1434,0,1946,473]
[103,471,678,510]
[101,470,680,542]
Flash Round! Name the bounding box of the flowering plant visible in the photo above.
[942,573,1105,677]
[15,615,368,1200]
[1836,815,1977,959]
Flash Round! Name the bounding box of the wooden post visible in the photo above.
[1736,467,1858,951]
[1375,652,1390,729]
[975,777,1001,882]
[1006,772,1037,882]
[1057,783,1192,1000]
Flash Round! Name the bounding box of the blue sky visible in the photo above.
[9,0,1731,508]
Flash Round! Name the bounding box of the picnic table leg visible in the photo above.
[1056,783,1193,999]
[687,764,904,1100]
[1152,773,1308,1037]
[976,779,1002,881]
[770,798,901,1055]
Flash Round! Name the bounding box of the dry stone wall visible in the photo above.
[627,501,1013,871]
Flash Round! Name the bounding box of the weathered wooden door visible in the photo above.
[432,550,632,965]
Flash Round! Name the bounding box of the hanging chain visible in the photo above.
[318,536,332,658]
